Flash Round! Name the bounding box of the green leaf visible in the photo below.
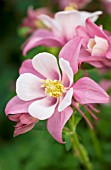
[65,135,72,151]
[74,113,82,130]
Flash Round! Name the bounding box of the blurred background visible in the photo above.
[0,0,111,170]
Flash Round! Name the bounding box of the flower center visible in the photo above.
[87,38,96,53]
[64,3,78,11]
[41,79,65,98]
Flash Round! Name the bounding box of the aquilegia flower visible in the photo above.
[21,6,53,36]
[59,18,111,74]
[5,52,109,143]
[22,9,102,55]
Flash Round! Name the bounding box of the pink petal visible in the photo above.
[102,59,111,67]
[59,58,73,88]
[8,113,22,121]
[76,25,89,38]
[19,59,44,79]
[5,96,33,116]
[86,18,108,39]
[87,61,104,68]
[32,52,60,80]
[19,113,38,124]
[106,49,111,59]
[58,88,73,112]
[79,48,107,65]
[16,73,45,101]
[28,96,58,120]
[14,123,35,137]
[59,36,83,74]
[22,29,63,56]
[73,77,109,104]
[100,79,111,91]
[47,106,73,143]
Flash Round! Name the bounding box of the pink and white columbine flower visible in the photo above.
[22,10,102,55]
[5,52,109,143]
[6,52,74,143]
[57,0,92,9]
[59,19,111,73]
[21,6,53,36]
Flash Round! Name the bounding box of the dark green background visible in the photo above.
[0,0,111,169]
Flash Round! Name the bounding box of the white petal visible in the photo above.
[28,97,58,120]
[55,10,81,40]
[81,11,102,23]
[92,36,109,56]
[16,73,45,101]
[38,14,54,29]
[59,58,73,88]
[58,88,73,112]
[32,52,60,80]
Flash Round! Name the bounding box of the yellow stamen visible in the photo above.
[41,79,65,98]
[64,3,78,11]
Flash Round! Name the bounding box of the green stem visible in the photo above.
[71,132,92,170]
[89,129,102,160]
[69,115,93,170]
[85,112,102,160]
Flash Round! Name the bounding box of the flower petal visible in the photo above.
[92,36,109,56]
[14,123,35,137]
[5,96,33,115]
[19,59,44,78]
[8,114,22,122]
[22,29,63,56]
[59,58,73,88]
[47,106,73,143]
[55,10,81,40]
[81,11,102,23]
[86,18,108,39]
[59,36,83,74]
[19,113,38,124]
[38,14,54,29]
[106,49,111,59]
[58,88,73,112]
[16,73,45,101]
[76,25,89,38]
[73,77,109,104]
[28,97,57,120]
[32,52,60,80]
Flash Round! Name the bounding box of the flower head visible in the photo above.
[59,19,111,73]
[21,6,53,36]
[5,52,109,143]
[22,10,102,55]
[16,52,74,119]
